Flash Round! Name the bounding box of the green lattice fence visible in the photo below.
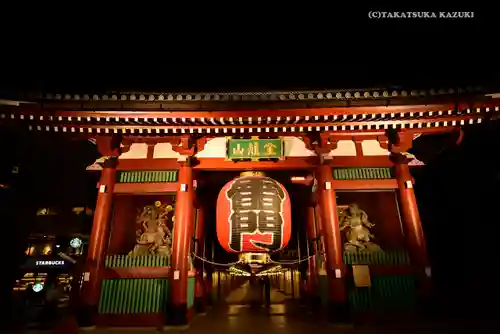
[187,277,195,308]
[117,170,178,183]
[318,250,415,310]
[333,167,394,180]
[343,250,410,265]
[105,255,170,268]
[99,279,168,314]
[348,276,416,311]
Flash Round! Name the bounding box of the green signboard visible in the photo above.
[226,137,284,160]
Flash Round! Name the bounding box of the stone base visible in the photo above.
[327,301,350,323]
[194,296,207,314]
[309,294,322,306]
[417,295,436,319]
[76,305,98,328]
[96,313,164,328]
[206,293,214,307]
[168,303,188,326]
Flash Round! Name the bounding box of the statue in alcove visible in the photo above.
[128,201,174,256]
[338,203,382,253]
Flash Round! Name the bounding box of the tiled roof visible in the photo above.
[34,86,485,103]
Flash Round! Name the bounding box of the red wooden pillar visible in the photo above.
[81,157,117,325]
[395,160,432,300]
[170,161,195,325]
[107,195,133,254]
[194,205,206,313]
[316,164,348,321]
[305,206,318,298]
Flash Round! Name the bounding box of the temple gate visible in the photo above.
[1,87,497,327]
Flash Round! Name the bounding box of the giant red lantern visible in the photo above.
[217,173,292,253]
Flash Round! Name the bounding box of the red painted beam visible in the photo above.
[345,265,414,277]
[101,267,196,279]
[193,157,317,170]
[10,113,486,130]
[96,314,164,328]
[116,158,179,171]
[333,179,398,190]
[102,267,170,279]
[9,102,495,118]
[112,156,395,171]
[113,182,178,194]
[330,156,393,167]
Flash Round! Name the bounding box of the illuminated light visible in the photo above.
[42,245,52,255]
[217,175,292,253]
[25,246,34,255]
[70,238,83,248]
[33,283,44,292]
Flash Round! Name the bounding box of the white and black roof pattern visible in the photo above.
[39,87,484,102]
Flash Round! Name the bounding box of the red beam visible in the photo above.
[116,158,179,171]
[114,156,394,171]
[345,265,413,277]
[333,179,398,190]
[11,113,485,130]
[25,103,496,118]
[96,314,164,328]
[193,157,317,170]
[331,156,393,167]
[101,267,196,279]
[102,267,170,279]
[4,102,498,120]
[113,182,178,194]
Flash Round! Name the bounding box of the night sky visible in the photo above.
[1,10,496,93]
